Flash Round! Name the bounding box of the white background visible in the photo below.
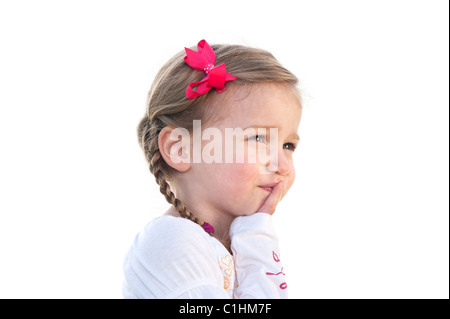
[0,0,448,299]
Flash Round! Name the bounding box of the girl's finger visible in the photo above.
[257,180,285,215]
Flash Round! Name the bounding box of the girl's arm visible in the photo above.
[231,181,288,298]
[231,213,288,298]
[123,216,230,299]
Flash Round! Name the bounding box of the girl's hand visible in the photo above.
[256,181,285,215]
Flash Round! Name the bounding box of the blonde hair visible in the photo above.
[137,42,299,236]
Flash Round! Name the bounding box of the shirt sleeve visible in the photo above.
[230,213,288,299]
[123,217,229,299]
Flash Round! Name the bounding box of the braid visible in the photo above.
[151,152,202,225]
[142,116,205,229]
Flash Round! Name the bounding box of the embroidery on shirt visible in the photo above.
[218,254,235,292]
[266,250,287,290]
[223,276,231,290]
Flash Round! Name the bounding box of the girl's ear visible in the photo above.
[158,126,191,173]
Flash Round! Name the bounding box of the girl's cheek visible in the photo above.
[283,165,296,198]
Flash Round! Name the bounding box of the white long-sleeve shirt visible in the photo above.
[122,213,288,298]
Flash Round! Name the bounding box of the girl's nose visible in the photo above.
[266,149,290,175]
[275,151,290,175]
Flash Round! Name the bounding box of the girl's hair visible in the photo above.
[137,42,299,234]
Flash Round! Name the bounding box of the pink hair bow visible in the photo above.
[184,39,237,99]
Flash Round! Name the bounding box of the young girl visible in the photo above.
[123,40,302,298]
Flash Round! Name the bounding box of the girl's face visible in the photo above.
[181,84,302,219]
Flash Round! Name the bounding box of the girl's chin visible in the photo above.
[220,194,269,217]
[228,205,263,218]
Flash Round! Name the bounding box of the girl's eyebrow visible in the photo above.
[289,133,300,142]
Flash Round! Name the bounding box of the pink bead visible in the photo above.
[202,222,214,233]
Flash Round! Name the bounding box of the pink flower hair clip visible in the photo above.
[184,39,237,99]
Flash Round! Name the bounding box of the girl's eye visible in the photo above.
[283,143,297,151]
[250,135,267,143]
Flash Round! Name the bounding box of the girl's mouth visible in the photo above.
[258,182,281,193]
